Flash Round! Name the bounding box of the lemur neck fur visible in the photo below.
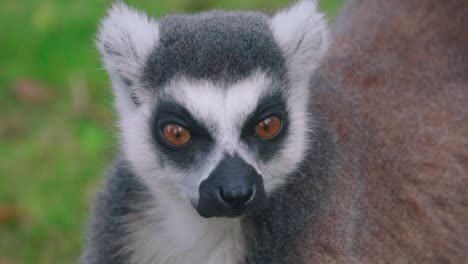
[125,186,245,264]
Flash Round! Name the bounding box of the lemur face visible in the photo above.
[97,2,327,217]
[147,72,290,217]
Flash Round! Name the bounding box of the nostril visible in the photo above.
[219,185,255,207]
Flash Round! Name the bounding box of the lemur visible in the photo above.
[82,0,468,263]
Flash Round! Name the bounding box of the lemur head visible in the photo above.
[97,1,327,218]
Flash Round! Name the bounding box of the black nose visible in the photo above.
[196,155,266,218]
[219,185,255,207]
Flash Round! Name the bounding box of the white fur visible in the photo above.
[117,71,308,263]
[103,2,328,263]
[263,1,328,190]
[118,72,313,264]
[121,73,271,205]
[119,105,245,263]
[123,191,244,264]
[270,0,328,85]
[96,2,160,116]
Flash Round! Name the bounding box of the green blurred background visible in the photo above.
[0,0,341,263]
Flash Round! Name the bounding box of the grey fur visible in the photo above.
[83,2,328,263]
[81,124,336,263]
[80,156,152,263]
[243,121,336,263]
[142,11,286,88]
[84,0,468,262]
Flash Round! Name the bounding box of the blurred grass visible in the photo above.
[0,0,341,263]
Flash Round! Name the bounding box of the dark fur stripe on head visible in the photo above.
[142,11,286,88]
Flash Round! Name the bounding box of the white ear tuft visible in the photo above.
[96,2,159,115]
[271,1,328,83]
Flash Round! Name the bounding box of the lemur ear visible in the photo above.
[271,1,328,84]
[96,2,159,116]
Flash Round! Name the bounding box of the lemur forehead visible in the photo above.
[142,10,286,88]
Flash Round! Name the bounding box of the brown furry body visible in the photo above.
[304,0,468,262]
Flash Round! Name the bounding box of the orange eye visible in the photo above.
[255,116,282,139]
[163,124,191,146]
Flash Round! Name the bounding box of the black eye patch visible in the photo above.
[241,92,290,161]
[152,101,211,137]
[150,101,213,169]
